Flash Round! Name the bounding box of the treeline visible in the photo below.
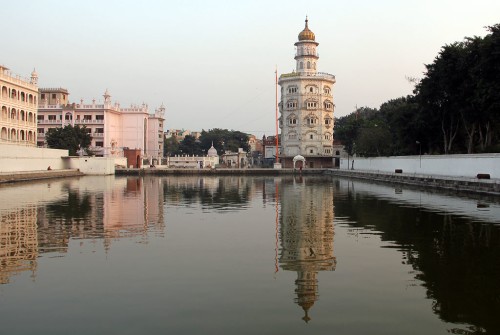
[335,24,500,156]
[164,128,249,156]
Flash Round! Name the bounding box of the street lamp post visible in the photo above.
[416,141,421,168]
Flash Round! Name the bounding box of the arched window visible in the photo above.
[305,116,318,125]
[300,62,303,69]
[306,100,318,109]
[286,100,297,109]
[307,61,311,69]
[313,62,316,70]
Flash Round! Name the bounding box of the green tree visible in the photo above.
[474,24,500,152]
[199,129,249,154]
[334,107,378,156]
[415,24,500,154]
[379,96,423,155]
[179,135,202,156]
[164,136,179,156]
[356,125,393,157]
[45,125,91,156]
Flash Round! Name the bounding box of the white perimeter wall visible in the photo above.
[340,154,500,179]
[0,143,68,172]
[65,157,115,175]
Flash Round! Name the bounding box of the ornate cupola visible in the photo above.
[298,17,315,41]
[30,68,38,85]
[207,141,218,157]
[295,17,319,75]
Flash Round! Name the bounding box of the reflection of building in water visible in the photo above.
[163,176,256,210]
[103,176,165,243]
[1,176,165,283]
[0,206,38,284]
[279,178,336,322]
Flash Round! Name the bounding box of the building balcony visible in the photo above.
[37,119,62,124]
[92,133,104,137]
[75,119,104,124]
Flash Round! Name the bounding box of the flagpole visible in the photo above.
[275,67,279,163]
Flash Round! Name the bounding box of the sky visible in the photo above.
[2,0,499,138]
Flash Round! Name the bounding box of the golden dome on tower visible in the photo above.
[298,17,315,41]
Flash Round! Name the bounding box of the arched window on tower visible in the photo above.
[313,62,316,70]
[307,61,311,69]
[300,62,303,69]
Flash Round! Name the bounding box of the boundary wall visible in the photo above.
[64,157,115,175]
[0,143,68,172]
[340,154,500,179]
[1,143,118,175]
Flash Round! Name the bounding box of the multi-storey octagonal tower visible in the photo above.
[278,18,336,168]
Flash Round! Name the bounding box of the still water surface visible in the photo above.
[0,175,499,334]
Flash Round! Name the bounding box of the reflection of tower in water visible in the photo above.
[279,178,336,322]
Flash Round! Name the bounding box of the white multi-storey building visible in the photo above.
[146,104,166,162]
[278,18,336,168]
[37,88,165,161]
[0,65,38,146]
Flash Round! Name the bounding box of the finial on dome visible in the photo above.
[298,16,315,41]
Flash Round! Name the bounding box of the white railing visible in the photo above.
[38,119,62,124]
[0,71,37,89]
[75,119,104,124]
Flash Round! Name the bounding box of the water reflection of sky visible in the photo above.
[0,176,499,334]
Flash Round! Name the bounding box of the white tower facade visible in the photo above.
[278,18,335,168]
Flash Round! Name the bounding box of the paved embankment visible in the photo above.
[116,167,500,195]
[0,169,84,184]
[115,168,326,176]
[327,169,500,196]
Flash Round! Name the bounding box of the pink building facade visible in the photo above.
[37,88,164,161]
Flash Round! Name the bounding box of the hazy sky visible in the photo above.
[2,0,499,137]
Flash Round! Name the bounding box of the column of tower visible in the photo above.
[278,18,336,168]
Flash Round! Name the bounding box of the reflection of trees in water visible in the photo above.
[334,192,500,335]
[45,190,92,221]
[37,186,104,253]
[162,177,251,210]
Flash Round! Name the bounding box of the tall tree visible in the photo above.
[45,125,91,156]
[164,136,179,156]
[179,135,202,156]
[199,129,249,154]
